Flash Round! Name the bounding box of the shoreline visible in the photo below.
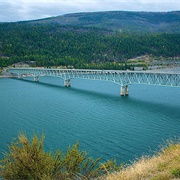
[0,75,13,78]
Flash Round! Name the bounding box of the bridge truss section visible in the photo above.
[9,68,180,95]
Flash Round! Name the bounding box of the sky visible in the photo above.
[0,0,179,22]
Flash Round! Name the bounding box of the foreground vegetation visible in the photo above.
[0,133,179,180]
[106,141,180,180]
[0,133,120,180]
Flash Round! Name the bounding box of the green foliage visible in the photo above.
[0,133,120,180]
[0,133,63,179]
[170,168,180,178]
[0,23,179,69]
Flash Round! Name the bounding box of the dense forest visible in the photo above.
[0,22,180,69]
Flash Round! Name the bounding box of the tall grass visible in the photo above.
[105,141,180,180]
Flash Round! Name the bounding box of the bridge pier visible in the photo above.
[18,74,22,79]
[64,79,71,87]
[120,85,129,96]
[34,76,40,82]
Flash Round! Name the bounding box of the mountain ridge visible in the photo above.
[26,11,180,33]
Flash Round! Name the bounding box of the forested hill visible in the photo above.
[28,11,180,33]
[0,11,180,69]
[0,22,179,69]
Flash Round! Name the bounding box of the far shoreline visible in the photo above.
[0,76,13,78]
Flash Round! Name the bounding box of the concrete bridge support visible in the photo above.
[120,85,129,96]
[18,74,22,79]
[34,76,40,82]
[64,79,71,87]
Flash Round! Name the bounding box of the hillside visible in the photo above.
[0,11,180,69]
[27,11,180,33]
[0,22,179,69]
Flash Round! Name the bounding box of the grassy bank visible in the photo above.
[105,141,180,180]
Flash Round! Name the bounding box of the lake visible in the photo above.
[0,76,180,164]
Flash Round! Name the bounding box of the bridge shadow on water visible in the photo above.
[13,78,180,117]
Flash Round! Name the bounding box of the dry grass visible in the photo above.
[104,142,180,180]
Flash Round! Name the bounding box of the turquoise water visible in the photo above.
[0,77,180,164]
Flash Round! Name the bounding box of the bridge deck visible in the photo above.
[9,68,180,95]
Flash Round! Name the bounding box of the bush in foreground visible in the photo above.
[0,133,120,180]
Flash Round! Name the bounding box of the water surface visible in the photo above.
[0,77,180,164]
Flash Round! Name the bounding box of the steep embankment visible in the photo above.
[106,142,180,180]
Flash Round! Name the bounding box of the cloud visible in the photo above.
[0,0,179,22]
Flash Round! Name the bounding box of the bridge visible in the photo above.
[9,68,180,96]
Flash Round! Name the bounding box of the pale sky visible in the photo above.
[0,0,179,22]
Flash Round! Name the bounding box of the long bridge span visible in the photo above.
[9,68,180,96]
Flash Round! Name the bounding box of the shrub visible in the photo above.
[170,168,180,178]
[0,133,120,180]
